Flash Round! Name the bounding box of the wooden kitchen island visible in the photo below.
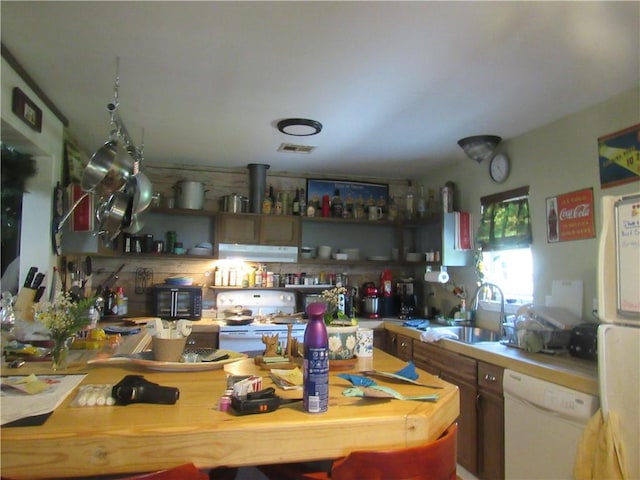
[0,348,458,479]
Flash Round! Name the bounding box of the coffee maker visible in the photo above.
[361,282,380,319]
[396,279,417,319]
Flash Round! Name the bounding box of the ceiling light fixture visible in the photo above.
[457,135,502,163]
[277,118,323,136]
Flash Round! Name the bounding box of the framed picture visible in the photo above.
[546,187,596,243]
[306,179,389,211]
[598,123,640,189]
[12,87,42,132]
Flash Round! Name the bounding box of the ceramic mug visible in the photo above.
[368,206,383,221]
[356,327,374,357]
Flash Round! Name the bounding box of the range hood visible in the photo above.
[218,244,299,263]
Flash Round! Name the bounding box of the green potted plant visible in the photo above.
[320,286,358,360]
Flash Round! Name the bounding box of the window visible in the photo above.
[477,186,533,308]
[481,248,533,305]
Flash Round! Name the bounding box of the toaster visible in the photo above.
[568,323,598,361]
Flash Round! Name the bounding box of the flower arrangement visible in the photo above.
[33,292,95,370]
[33,292,94,339]
[320,286,358,360]
[320,286,356,326]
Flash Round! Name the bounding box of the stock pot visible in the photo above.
[220,193,248,213]
[174,180,207,210]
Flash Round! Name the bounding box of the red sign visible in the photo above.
[70,184,93,232]
[546,188,596,243]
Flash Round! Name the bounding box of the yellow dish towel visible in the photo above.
[574,408,628,479]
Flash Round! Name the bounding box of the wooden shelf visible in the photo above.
[149,207,217,217]
[298,258,440,267]
[301,214,441,227]
[119,253,216,260]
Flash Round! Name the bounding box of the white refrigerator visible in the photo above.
[597,193,640,479]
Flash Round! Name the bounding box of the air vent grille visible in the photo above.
[278,143,316,154]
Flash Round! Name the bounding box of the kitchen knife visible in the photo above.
[31,273,46,290]
[24,267,37,288]
[34,286,46,302]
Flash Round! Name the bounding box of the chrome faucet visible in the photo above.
[470,282,505,336]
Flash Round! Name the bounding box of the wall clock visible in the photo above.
[489,153,510,183]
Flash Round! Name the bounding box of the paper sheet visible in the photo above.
[1,374,86,425]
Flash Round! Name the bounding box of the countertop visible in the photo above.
[149,316,599,395]
[384,322,599,396]
[0,348,458,479]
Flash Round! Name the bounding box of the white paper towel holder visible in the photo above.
[424,266,450,284]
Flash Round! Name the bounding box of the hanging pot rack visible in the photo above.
[55,57,151,243]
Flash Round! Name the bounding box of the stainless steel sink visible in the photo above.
[434,326,502,344]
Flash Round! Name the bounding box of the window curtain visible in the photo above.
[477,186,531,251]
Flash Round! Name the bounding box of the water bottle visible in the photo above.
[303,302,329,413]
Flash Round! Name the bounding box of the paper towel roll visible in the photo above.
[424,270,450,284]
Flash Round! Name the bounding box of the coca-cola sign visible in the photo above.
[559,203,591,220]
[546,188,596,243]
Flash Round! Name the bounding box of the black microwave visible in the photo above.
[152,285,203,320]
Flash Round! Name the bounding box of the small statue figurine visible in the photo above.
[262,333,280,357]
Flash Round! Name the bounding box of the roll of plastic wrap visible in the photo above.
[424,270,450,284]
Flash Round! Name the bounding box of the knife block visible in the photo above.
[14,288,36,321]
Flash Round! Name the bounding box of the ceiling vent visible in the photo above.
[278,143,316,154]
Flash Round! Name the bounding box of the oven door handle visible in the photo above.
[219,332,263,340]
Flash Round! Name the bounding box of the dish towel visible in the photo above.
[573,408,627,479]
[419,327,459,343]
[402,319,430,329]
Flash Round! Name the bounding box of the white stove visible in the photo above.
[217,289,307,355]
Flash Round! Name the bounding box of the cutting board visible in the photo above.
[551,280,583,318]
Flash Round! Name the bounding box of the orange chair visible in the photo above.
[258,423,458,480]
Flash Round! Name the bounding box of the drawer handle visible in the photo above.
[484,373,497,382]
[400,342,408,348]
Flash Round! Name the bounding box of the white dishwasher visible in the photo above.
[503,369,599,479]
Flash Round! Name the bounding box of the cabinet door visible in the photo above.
[396,334,413,361]
[260,216,300,246]
[218,214,260,244]
[386,332,413,361]
[373,329,386,351]
[441,372,478,475]
[478,362,504,480]
[413,341,478,474]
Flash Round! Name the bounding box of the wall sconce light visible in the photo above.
[277,118,323,136]
[457,135,501,163]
